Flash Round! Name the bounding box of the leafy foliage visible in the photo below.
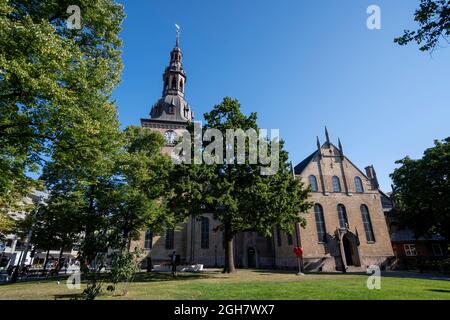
[395,0,450,52]
[0,0,124,208]
[169,97,312,273]
[0,211,14,236]
[391,137,450,241]
[108,248,143,296]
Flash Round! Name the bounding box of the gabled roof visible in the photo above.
[294,150,317,175]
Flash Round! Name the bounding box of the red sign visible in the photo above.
[294,247,304,257]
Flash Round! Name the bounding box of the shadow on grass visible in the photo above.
[52,272,216,300]
[246,269,450,281]
[132,271,215,283]
[246,269,366,276]
[381,271,450,282]
[54,293,83,300]
[427,289,450,294]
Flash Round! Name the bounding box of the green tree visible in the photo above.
[0,211,14,237]
[0,0,124,208]
[395,0,450,52]
[105,126,174,251]
[28,192,83,270]
[40,126,173,298]
[169,97,311,273]
[391,137,450,242]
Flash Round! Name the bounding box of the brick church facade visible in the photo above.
[132,33,394,272]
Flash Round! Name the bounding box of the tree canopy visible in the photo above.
[391,137,450,241]
[0,0,124,208]
[169,97,312,273]
[395,0,450,52]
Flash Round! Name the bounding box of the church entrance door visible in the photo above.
[247,247,256,268]
[343,236,355,266]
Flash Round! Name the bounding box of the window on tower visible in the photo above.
[171,78,177,89]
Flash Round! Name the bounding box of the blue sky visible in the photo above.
[114,0,450,191]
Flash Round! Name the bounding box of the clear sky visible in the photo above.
[114,0,450,191]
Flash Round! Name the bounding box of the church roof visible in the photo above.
[294,150,317,175]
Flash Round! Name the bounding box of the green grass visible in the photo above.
[0,269,449,300]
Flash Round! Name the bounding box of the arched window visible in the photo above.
[360,205,375,242]
[354,176,364,193]
[201,217,209,249]
[314,204,327,243]
[165,228,174,249]
[276,225,282,246]
[332,176,341,192]
[287,233,293,246]
[171,77,177,89]
[309,175,318,192]
[179,79,184,92]
[144,229,153,249]
[337,204,348,228]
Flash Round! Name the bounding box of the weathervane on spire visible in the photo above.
[175,24,180,47]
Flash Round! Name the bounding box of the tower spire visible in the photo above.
[325,126,331,145]
[338,138,344,156]
[148,27,193,123]
[316,136,322,159]
[175,24,180,47]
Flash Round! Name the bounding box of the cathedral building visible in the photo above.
[134,34,394,272]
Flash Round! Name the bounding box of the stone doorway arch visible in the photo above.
[336,228,361,270]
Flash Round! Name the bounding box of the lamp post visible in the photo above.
[294,224,304,276]
[291,162,305,275]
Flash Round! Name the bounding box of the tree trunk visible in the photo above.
[42,249,50,276]
[57,246,64,273]
[222,222,236,273]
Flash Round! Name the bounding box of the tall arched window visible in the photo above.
[276,225,282,247]
[171,77,177,89]
[165,228,174,249]
[337,204,348,228]
[201,217,209,249]
[361,205,375,242]
[314,204,327,243]
[287,233,293,246]
[144,229,153,249]
[354,176,364,193]
[309,175,318,192]
[179,79,184,92]
[332,176,341,192]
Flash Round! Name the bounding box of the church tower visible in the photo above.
[141,27,193,145]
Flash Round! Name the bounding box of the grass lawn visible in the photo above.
[0,269,449,300]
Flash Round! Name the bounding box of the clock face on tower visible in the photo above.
[164,130,177,145]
